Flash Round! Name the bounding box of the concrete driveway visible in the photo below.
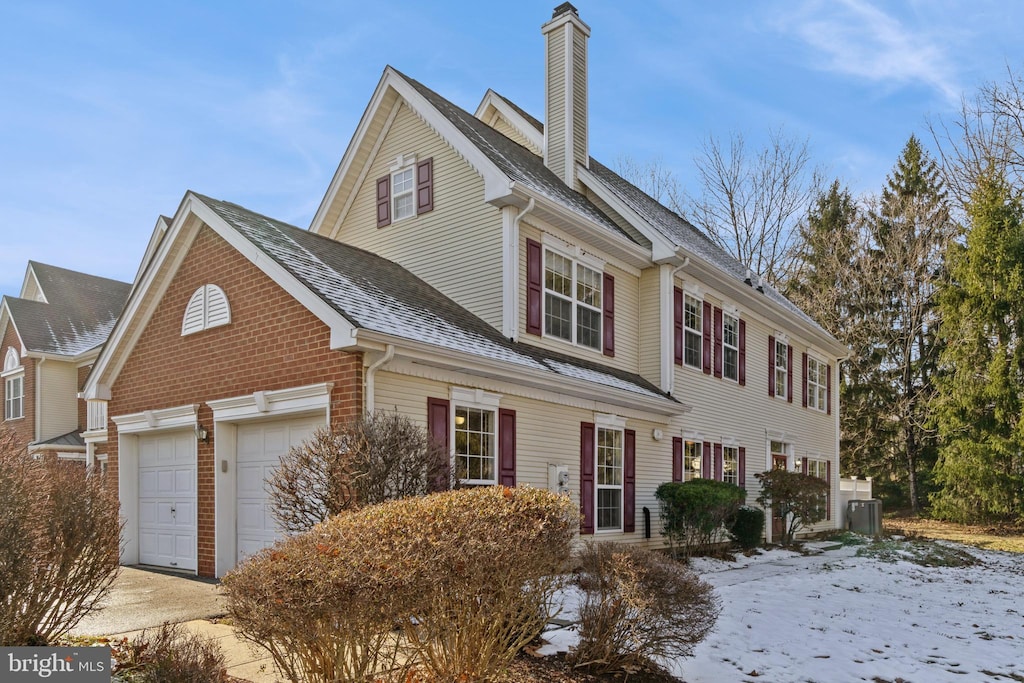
[72,566,227,637]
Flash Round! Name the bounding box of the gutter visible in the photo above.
[364,344,394,415]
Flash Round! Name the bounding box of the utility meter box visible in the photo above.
[548,464,570,495]
[847,499,883,536]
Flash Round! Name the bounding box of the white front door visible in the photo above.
[138,431,197,571]
[236,417,322,564]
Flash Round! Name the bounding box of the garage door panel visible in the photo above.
[138,431,196,571]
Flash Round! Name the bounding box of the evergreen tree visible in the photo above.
[862,136,954,512]
[931,171,1024,522]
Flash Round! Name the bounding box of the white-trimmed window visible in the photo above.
[544,248,602,350]
[3,347,24,421]
[807,357,827,412]
[806,457,829,517]
[723,313,739,381]
[774,339,788,399]
[181,284,231,336]
[596,426,623,531]
[391,166,416,221]
[722,445,739,485]
[452,388,500,486]
[684,294,702,368]
[684,439,703,481]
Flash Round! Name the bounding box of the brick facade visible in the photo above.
[1,323,34,448]
[107,225,363,576]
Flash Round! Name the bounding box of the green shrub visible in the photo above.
[728,505,765,550]
[570,542,720,676]
[655,479,746,558]
[223,486,577,683]
[112,622,229,683]
[0,429,121,645]
[755,469,830,545]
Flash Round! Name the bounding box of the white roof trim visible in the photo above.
[474,89,545,153]
[113,403,198,434]
[208,382,334,422]
[19,263,46,303]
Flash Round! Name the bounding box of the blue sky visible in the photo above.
[1,0,1021,297]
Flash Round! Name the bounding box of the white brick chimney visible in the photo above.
[542,2,590,191]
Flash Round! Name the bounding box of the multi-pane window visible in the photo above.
[454,406,496,485]
[807,458,829,517]
[774,340,788,399]
[4,375,23,420]
[391,167,415,221]
[723,313,739,381]
[807,357,827,411]
[722,445,739,485]
[596,427,623,531]
[544,249,602,350]
[683,439,702,481]
[683,294,702,368]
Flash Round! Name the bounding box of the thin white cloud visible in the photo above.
[777,0,961,103]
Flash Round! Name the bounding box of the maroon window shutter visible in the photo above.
[787,344,794,404]
[673,287,683,365]
[738,447,746,491]
[801,456,809,474]
[672,436,682,482]
[826,364,833,415]
[826,460,832,520]
[580,422,595,535]
[738,319,746,386]
[802,352,809,408]
[702,441,712,478]
[714,443,723,482]
[526,239,542,336]
[427,397,450,491]
[702,301,712,374]
[714,306,723,379]
[623,429,636,533]
[416,157,434,214]
[376,176,391,228]
[603,273,615,357]
[768,335,776,396]
[498,408,516,487]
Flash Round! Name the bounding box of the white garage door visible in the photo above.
[236,417,322,564]
[138,431,197,571]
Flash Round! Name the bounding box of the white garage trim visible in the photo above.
[209,383,333,578]
[114,404,200,572]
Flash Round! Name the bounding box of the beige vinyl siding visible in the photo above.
[334,103,505,329]
[374,369,672,549]
[571,29,587,169]
[545,26,567,181]
[583,189,651,248]
[490,116,542,155]
[638,268,662,388]
[38,360,79,440]
[518,222,640,374]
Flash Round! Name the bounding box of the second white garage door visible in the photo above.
[138,431,197,571]
[236,417,322,564]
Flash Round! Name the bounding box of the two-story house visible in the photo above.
[82,3,846,578]
[0,261,130,462]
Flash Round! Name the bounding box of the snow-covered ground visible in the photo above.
[541,538,1024,682]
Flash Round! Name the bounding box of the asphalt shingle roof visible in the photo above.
[4,263,131,356]
[198,194,677,405]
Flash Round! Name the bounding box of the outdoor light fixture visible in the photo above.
[455,415,466,426]
[195,424,209,443]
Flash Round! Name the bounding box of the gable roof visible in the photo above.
[197,193,680,411]
[2,263,131,357]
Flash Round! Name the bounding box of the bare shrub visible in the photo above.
[268,411,450,533]
[112,621,229,683]
[223,486,577,683]
[570,542,720,676]
[0,429,121,644]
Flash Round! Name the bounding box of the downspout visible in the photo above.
[34,357,45,444]
[504,198,536,340]
[364,344,394,416]
[660,252,691,394]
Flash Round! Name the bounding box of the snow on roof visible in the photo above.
[198,194,676,406]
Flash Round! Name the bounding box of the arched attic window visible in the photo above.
[3,347,20,373]
[181,284,231,336]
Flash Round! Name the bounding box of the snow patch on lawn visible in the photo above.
[541,540,1024,682]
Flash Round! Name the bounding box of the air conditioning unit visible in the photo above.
[847,499,883,536]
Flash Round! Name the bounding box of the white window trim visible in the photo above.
[451,387,502,486]
[774,338,789,399]
[3,347,21,374]
[683,293,702,369]
[722,311,740,382]
[541,240,605,351]
[595,424,624,532]
[683,438,703,481]
[722,444,740,486]
[807,355,827,412]
[4,373,24,421]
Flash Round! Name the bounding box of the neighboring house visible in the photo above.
[0,262,130,461]
[82,3,846,578]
